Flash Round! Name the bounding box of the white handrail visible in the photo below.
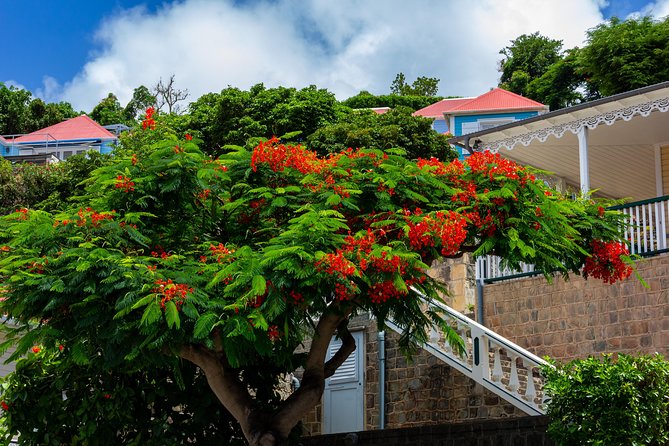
[387,293,550,415]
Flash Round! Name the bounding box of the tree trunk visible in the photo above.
[179,307,356,446]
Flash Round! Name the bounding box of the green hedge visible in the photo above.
[542,354,669,446]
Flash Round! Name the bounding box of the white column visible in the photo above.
[655,144,663,197]
[578,127,590,195]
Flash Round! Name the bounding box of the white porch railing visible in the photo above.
[476,195,669,282]
[386,295,550,416]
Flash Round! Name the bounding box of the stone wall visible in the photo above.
[483,253,669,361]
[299,416,555,446]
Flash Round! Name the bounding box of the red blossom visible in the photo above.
[185,133,193,141]
[115,175,135,193]
[268,325,280,342]
[583,240,633,284]
[31,346,40,354]
[154,279,193,310]
[1,401,8,411]
[142,107,156,130]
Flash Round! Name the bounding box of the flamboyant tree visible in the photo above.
[0,110,632,445]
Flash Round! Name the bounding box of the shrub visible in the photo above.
[542,354,669,445]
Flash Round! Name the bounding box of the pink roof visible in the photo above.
[370,107,391,115]
[13,115,116,143]
[0,135,7,144]
[449,88,545,113]
[413,98,474,118]
[413,88,546,118]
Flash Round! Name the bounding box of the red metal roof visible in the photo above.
[13,115,117,143]
[413,98,473,118]
[370,107,391,114]
[413,88,546,118]
[449,88,545,113]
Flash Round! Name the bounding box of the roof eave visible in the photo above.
[447,80,669,144]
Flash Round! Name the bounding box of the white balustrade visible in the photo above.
[387,291,551,416]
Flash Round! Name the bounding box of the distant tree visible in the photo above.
[154,75,189,114]
[89,93,127,126]
[390,72,440,96]
[185,84,342,153]
[123,85,157,122]
[308,106,456,160]
[342,91,443,111]
[28,100,79,132]
[0,84,79,135]
[0,151,112,215]
[0,83,33,135]
[498,32,564,99]
[525,49,586,110]
[579,16,669,97]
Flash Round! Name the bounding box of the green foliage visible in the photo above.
[123,85,157,122]
[0,151,112,215]
[500,17,669,109]
[90,93,129,126]
[0,83,79,135]
[342,90,444,111]
[542,354,669,445]
[579,16,669,97]
[0,347,247,445]
[390,72,440,96]
[185,84,344,152]
[499,32,564,96]
[307,106,456,160]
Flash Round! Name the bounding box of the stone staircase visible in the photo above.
[387,294,550,416]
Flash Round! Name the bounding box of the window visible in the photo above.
[478,118,515,131]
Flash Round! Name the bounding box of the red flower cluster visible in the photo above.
[316,251,357,277]
[77,208,114,227]
[131,154,138,166]
[142,107,156,130]
[185,133,193,141]
[583,240,633,284]
[251,137,330,174]
[197,189,211,201]
[27,259,47,274]
[15,208,29,221]
[151,246,171,259]
[209,243,234,263]
[115,175,135,193]
[406,210,468,256]
[466,151,533,183]
[368,281,406,304]
[154,279,193,310]
[268,325,280,342]
[288,290,305,305]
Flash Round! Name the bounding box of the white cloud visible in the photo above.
[644,0,669,17]
[58,0,608,111]
[3,80,28,91]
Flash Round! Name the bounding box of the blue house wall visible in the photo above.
[432,119,449,134]
[453,111,538,136]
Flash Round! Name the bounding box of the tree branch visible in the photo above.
[323,321,355,379]
[178,344,254,436]
[269,304,353,437]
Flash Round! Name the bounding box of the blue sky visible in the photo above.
[1,0,667,111]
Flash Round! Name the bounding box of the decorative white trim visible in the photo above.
[480,96,669,152]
